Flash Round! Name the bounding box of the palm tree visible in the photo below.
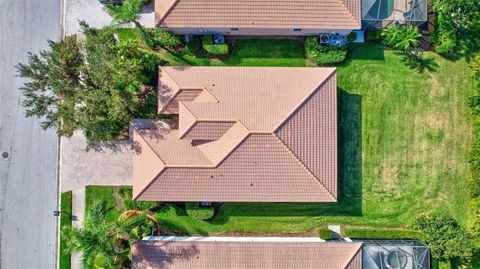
[381,24,422,62]
[104,0,155,46]
[381,26,404,47]
[61,201,155,268]
[394,25,422,53]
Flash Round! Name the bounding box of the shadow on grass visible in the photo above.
[208,89,363,223]
[400,53,439,73]
[346,43,385,61]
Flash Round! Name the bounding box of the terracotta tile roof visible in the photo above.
[133,67,338,202]
[132,238,363,269]
[155,0,361,30]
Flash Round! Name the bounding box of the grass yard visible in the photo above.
[60,192,72,269]
[115,29,306,67]
[96,31,473,234]
[85,186,122,223]
[154,43,473,233]
[162,38,306,67]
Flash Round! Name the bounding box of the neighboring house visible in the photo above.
[132,67,337,202]
[132,237,363,269]
[154,0,362,36]
[132,237,431,269]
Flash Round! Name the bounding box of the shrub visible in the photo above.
[117,188,158,211]
[202,35,229,56]
[150,29,181,48]
[185,202,215,220]
[412,213,474,260]
[347,32,357,42]
[343,227,424,241]
[431,11,457,54]
[318,228,333,240]
[304,36,348,65]
[365,30,383,42]
[185,36,201,54]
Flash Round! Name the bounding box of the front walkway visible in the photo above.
[70,188,85,269]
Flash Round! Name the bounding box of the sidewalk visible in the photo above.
[70,188,85,269]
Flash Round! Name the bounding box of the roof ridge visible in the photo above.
[157,67,182,114]
[272,134,336,201]
[133,128,167,166]
[197,121,250,167]
[178,101,198,139]
[273,69,336,133]
[132,129,167,200]
[193,87,219,103]
[340,243,363,269]
[336,0,361,28]
[155,0,180,27]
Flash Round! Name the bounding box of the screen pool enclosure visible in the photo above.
[359,240,430,269]
[362,0,427,26]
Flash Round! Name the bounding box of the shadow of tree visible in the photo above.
[401,53,439,73]
[207,89,363,223]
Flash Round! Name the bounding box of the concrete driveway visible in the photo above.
[0,1,60,268]
[60,131,133,192]
[65,0,155,36]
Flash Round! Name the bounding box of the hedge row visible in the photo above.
[468,54,480,239]
[343,227,425,241]
[202,35,229,56]
[304,36,348,65]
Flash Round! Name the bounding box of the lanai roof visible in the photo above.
[132,67,338,202]
[155,0,361,30]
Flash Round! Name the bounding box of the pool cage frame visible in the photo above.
[362,0,428,28]
[357,239,430,269]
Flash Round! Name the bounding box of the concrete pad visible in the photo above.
[60,131,133,192]
[65,0,155,36]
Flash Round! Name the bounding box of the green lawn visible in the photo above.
[162,38,306,67]
[152,43,472,234]
[85,186,122,223]
[60,192,72,269]
[91,33,473,234]
[115,28,306,67]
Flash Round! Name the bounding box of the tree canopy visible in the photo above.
[61,200,156,268]
[412,213,474,261]
[17,23,162,143]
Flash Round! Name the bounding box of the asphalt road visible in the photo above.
[0,0,61,268]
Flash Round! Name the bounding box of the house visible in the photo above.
[154,0,361,36]
[132,236,431,269]
[132,236,363,269]
[132,67,338,202]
